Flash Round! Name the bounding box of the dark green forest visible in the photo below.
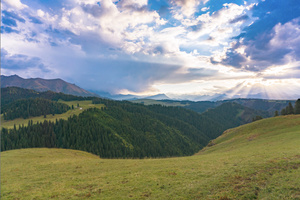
[2,98,70,120]
[2,87,299,158]
[1,87,93,106]
[1,106,209,158]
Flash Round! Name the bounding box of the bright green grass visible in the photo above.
[131,99,188,107]
[0,100,105,129]
[1,115,300,199]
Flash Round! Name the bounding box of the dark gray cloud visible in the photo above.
[1,49,49,72]
[230,14,249,24]
[212,48,246,69]
[212,0,300,72]
[63,57,217,93]
[81,3,102,17]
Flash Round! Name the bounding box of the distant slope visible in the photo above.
[1,87,93,106]
[201,102,269,137]
[2,115,299,199]
[134,98,293,116]
[145,93,170,100]
[223,98,295,114]
[1,75,97,97]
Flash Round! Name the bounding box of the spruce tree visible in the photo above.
[295,99,300,114]
[281,108,287,116]
[287,102,294,115]
[274,110,279,117]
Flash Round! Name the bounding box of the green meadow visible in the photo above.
[0,100,105,129]
[1,115,300,199]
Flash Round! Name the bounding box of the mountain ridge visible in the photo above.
[1,75,97,97]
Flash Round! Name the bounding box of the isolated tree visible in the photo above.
[287,102,294,115]
[281,108,287,116]
[252,115,263,122]
[274,110,279,117]
[295,99,300,114]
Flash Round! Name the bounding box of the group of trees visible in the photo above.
[2,98,70,120]
[4,87,297,158]
[275,99,300,116]
[1,97,249,158]
[1,107,205,158]
[1,87,93,106]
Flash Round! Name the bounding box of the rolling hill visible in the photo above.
[1,115,299,199]
[1,87,274,158]
[133,98,294,116]
[1,75,97,97]
[1,87,280,159]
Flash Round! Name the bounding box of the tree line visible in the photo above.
[275,99,300,116]
[1,87,94,106]
[2,97,245,158]
[2,98,70,120]
[1,108,204,158]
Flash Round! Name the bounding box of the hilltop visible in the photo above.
[2,115,299,199]
[1,75,97,97]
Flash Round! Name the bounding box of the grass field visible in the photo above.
[0,100,105,129]
[1,115,300,199]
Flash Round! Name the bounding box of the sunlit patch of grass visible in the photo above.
[1,100,105,129]
[1,115,300,199]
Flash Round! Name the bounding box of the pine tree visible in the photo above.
[274,110,279,117]
[295,99,300,114]
[287,102,294,115]
[281,108,287,116]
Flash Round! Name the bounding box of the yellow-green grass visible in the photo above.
[0,100,105,129]
[131,99,188,107]
[1,115,300,199]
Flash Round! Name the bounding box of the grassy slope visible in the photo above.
[1,115,300,199]
[0,100,104,129]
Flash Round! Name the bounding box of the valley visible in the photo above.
[2,115,300,199]
[0,100,105,129]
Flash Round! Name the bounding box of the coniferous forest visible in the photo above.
[2,87,299,158]
[2,98,70,120]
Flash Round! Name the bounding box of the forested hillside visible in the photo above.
[2,87,292,158]
[2,98,70,120]
[143,98,294,116]
[1,87,93,106]
[1,107,208,158]
[1,95,247,158]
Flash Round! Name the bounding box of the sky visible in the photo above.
[1,0,300,100]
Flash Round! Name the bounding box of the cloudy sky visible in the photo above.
[1,0,300,100]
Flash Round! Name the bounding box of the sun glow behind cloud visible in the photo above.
[1,0,300,100]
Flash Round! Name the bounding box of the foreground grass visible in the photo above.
[0,100,104,129]
[1,115,300,199]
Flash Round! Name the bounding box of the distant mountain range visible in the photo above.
[1,75,97,97]
[91,90,170,100]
